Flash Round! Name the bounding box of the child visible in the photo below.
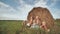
[40,21,50,32]
[35,16,50,32]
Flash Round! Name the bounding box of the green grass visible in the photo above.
[0,20,60,34]
[0,20,22,34]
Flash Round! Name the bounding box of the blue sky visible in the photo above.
[0,0,60,20]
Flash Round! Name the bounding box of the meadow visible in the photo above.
[0,20,60,34]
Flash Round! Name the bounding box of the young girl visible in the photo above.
[40,21,50,32]
[35,16,50,32]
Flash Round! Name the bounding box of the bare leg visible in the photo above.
[27,17,33,26]
[40,25,50,32]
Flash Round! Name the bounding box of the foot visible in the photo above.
[26,23,30,26]
[46,29,50,32]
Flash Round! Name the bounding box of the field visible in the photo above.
[0,20,60,34]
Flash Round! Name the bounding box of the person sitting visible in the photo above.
[35,16,50,32]
[40,21,50,32]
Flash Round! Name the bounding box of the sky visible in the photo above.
[0,0,60,20]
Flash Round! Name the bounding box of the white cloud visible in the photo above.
[15,0,50,20]
[18,0,60,20]
[0,2,21,20]
[0,0,60,20]
[0,14,21,20]
[34,0,48,8]
[0,0,49,20]
[49,0,60,7]
[0,2,16,13]
[16,0,34,20]
[16,0,49,20]
[53,9,60,19]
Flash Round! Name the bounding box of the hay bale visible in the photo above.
[27,7,55,29]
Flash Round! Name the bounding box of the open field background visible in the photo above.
[0,19,60,34]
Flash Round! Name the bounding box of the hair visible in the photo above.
[27,7,55,29]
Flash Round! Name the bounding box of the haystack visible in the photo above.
[27,7,55,29]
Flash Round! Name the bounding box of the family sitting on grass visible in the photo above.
[26,16,50,32]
